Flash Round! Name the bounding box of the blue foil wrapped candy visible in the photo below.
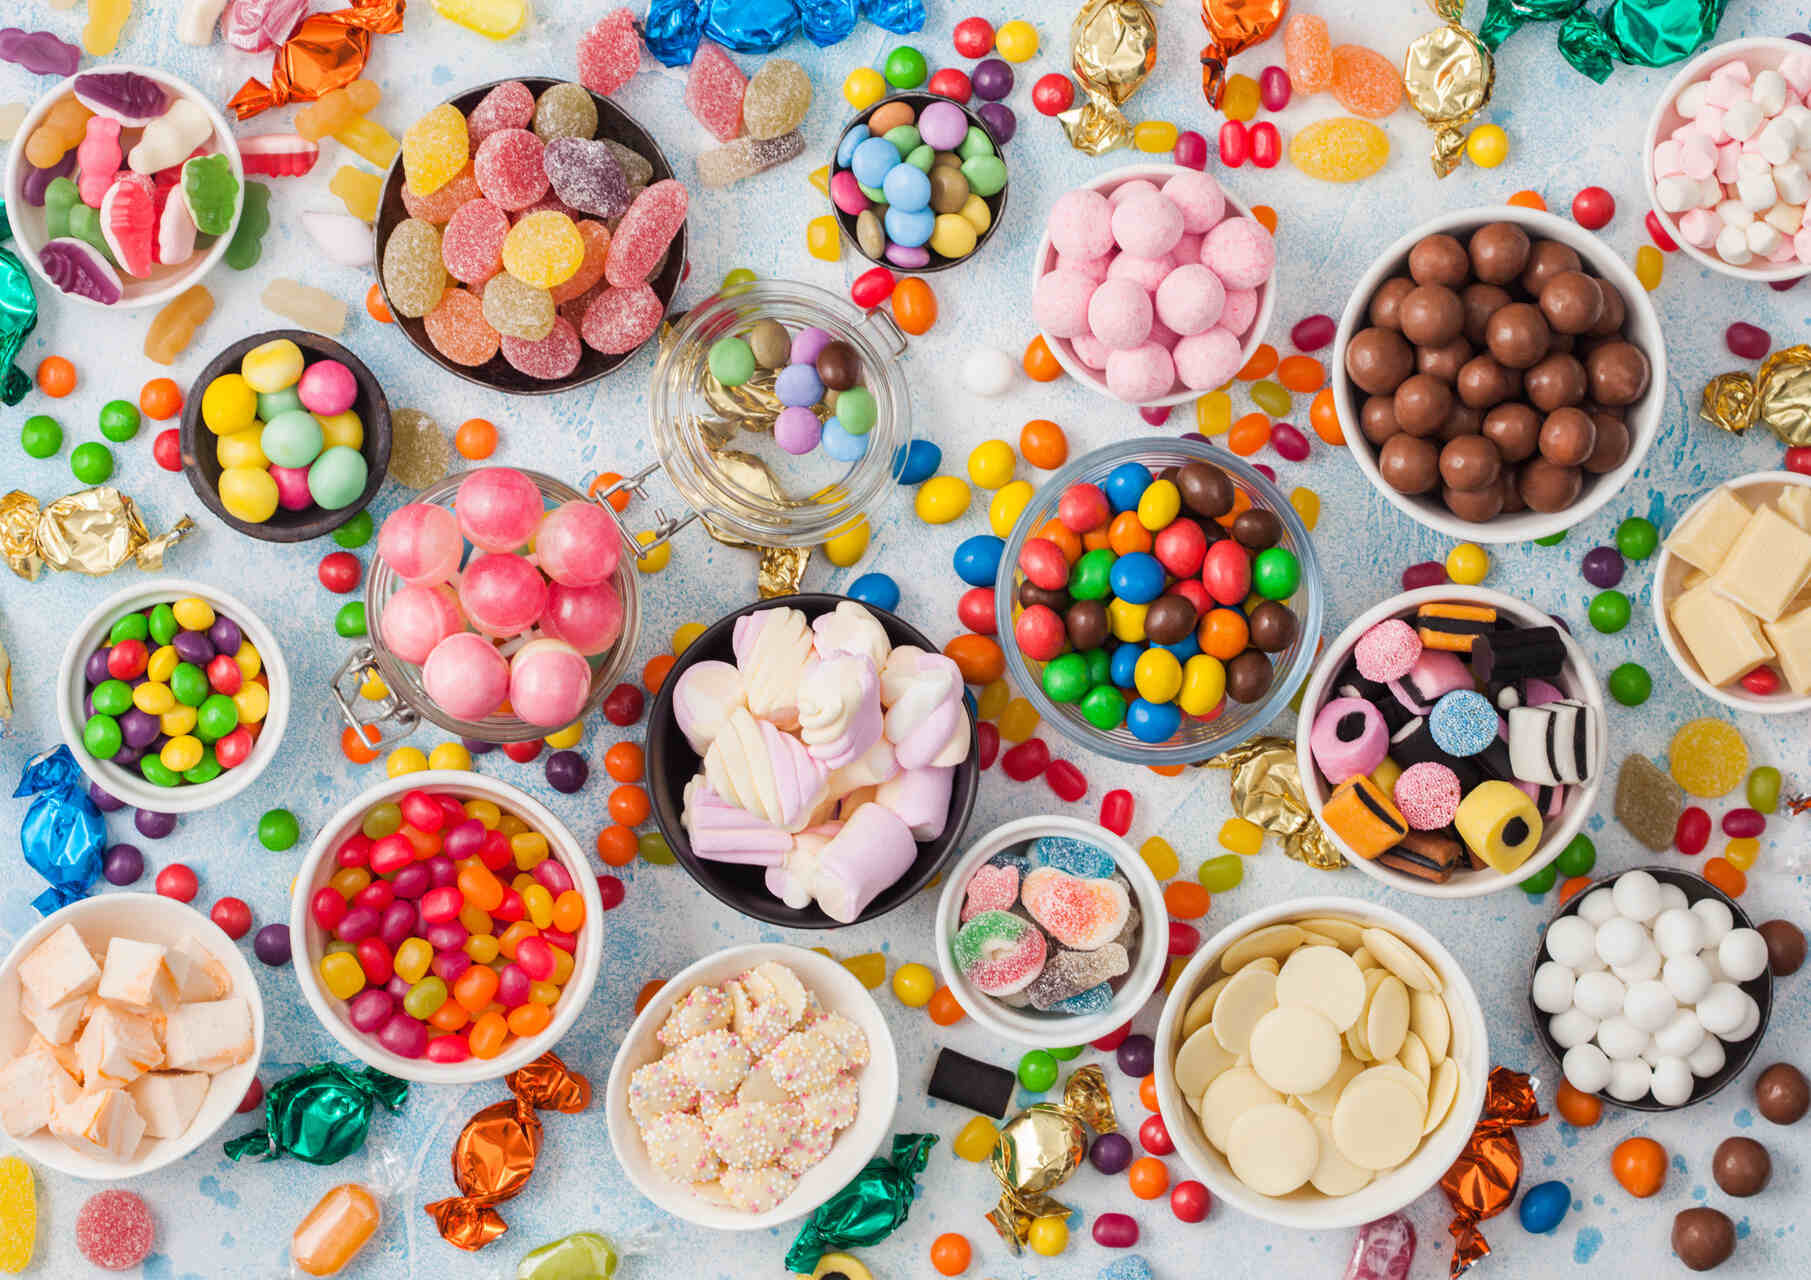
[644,0,924,65]
[14,745,105,913]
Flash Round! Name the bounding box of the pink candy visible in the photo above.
[100,174,156,278]
[474,129,549,211]
[961,863,1020,921]
[271,464,313,511]
[1394,762,1461,829]
[1048,188,1114,258]
[298,359,356,415]
[467,81,534,144]
[540,580,624,654]
[1020,866,1130,950]
[509,638,592,727]
[458,467,544,551]
[603,180,688,287]
[1163,171,1226,232]
[442,198,509,284]
[1105,343,1176,403]
[1343,1215,1416,1280]
[829,169,867,216]
[581,282,663,354]
[378,502,462,584]
[1202,217,1276,290]
[460,552,548,635]
[578,9,642,97]
[423,632,510,720]
[1088,278,1152,349]
[535,499,620,586]
[1112,191,1183,258]
[380,583,464,663]
[1354,618,1422,682]
[1032,268,1096,338]
[1172,328,1241,390]
[1156,263,1225,335]
[685,41,746,143]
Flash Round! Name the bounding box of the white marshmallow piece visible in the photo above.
[1652,138,1686,177]
[1550,1009,1598,1049]
[1562,1043,1612,1094]
[1767,202,1806,237]
[1651,1057,1694,1107]
[1751,68,1789,115]
[1724,99,1766,141]
[0,1044,79,1137]
[1624,980,1677,1033]
[1776,162,1811,204]
[17,924,101,1010]
[1545,916,1597,969]
[77,1004,164,1089]
[1716,224,1755,264]
[1746,221,1783,255]
[1656,175,1701,213]
[169,935,233,1004]
[1759,119,1798,166]
[1677,208,1722,248]
[1718,928,1770,982]
[50,1088,146,1161]
[1676,79,1711,118]
[1737,168,1778,212]
[20,989,87,1045]
[125,1071,210,1139]
[163,998,253,1074]
[1695,982,1746,1037]
[1532,962,1575,1014]
[1715,198,1755,227]
[97,937,179,1011]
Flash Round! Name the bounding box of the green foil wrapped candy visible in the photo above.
[783,1134,935,1275]
[516,1232,618,1279]
[0,204,41,406]
[223,1063,409,1164]
[1557,0,1729,81]
[1479,0,1584,50]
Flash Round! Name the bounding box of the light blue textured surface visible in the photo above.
[2,2,1808,1278]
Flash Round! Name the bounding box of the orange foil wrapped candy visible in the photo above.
[1200,0,1288,107]
[229,0,407,120]
[425,1053,591,1251]
[1439,1066,1546,1277]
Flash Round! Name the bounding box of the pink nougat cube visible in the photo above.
[0,1043,79,1137]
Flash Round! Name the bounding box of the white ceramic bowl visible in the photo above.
[1296,586,1607,898]
[0,892,265,1180]
[1331,207,1665,543]
[1031,162,1278,408]
[1643,37,1810,284]
[289,772,603,1085]
[57,578,291,814]
[605,942,898,1231]
[1154,896,1488,1230]
[934,815,1166,1046]
[3,64,245,309]
[1652,471,1811,714]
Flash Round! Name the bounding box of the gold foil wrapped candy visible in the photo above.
[1205,736,1345,870]
[2,488,192,582]
[986,1065,1116,1252]
[1404,0,1496,177]
[1059,0,1159,155]
[1699,345,1811,446]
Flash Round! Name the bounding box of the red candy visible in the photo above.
[1722,808,1765,838]
[466,80,534,144]
[1140,405,1172,426]
[1093,1022,1131,1051]
[76,1190,156,1270]
[1644,209,1678,251]
[1249,120,1281,168]
[442,198,510,284]
[928,67,972,103]
[1218,119,1249,166]
[1740,665,1781,695]
[1058,483,1110,532]
[237,1076,264,1113]
[1019,537,1070,588]
[850,266,895,310]
[1045,758,1087,802]
[605,180,688,287]
[1170,1179,1212,1223]
[210,896,252,939]
[426,1035,471,1063]
[503,738,543,763]
[976,720,1000,769]
[1139,1113,1174,1155]
[152,427,182,471]
[684,43,747,142]
[318,550,361,593]
[1291,313,1336,350]
[957,586,997,634]
[156,862,198,902]
[1401,560,1448,590]
[1259,65,1293,110]
[1173,130,1208,170]
[1571,186,1614,229]
[1014,604,1065,661]
[1202,539,1251,605]
[215,726,253,768]
[1170,579,1211,616]
[1033,73,1075,116]
[206,653,243,695]
[595,873,625,910]
[581,283,663,355]
[312,886,348,931]
[603,681,644,725]
[502,318,583,380]
[1099,788,1133,835]
[1789,446,1811,477]
[1272,422,1310,461]
[1001,737,1049,781]
[577,9,641,97]
[1154,519,1207,577]
[1674,806,1711,855]
[953,15,995,57]
[1726,322,1770,360]
[1168,921,1200,956]
[473,128,549,210]
[107,638,148,680]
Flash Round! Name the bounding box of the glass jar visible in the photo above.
[646,280,910,547]
[335,470,641,744]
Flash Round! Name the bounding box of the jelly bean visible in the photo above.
[988,481,1035,538]
[1723,838,1759,871]
[1196,390,1232,435]
[1674,806,1711,855]
[1218,119,1249,166]
[1748,766,1781,814]
[1001,738,1050,781]
[1227,414,1270,456]
[1789,447,1811,477]
[1019,419,1068,469]
[953,1115,998,1162]
[806,214,839,261]
[967,439,1016,489]
[1740,666,1781,696]
[1723,808,1765,839]
[1174,129,1208,169]
[1099,788,1134,836]
[976,720,1000,769]
[1272,423,1311,462]
[894,439,941,485]
[1402,560,1447,590]
[1222,73,1260,121]
[1045,758,1086,802]
[850,265,895,309]
[1276,355,1325,394]
[1645,209,1678,251]
[1093,1212,1139,1248]
[1250,380,1290,416]
[1135,120,1179,153]
[1239,345,1278,380]
[1634,244,1662,291]
[1726,322,1770,360]
[1196,854,1243,892]
[1217,817,1263,855]
[1023,335,1062,383]
[1140,836,1178,880]
[1466,123,1508,167]
[1571,185,1614,230]
[1166,922,1199,959]
[999,697,1040,742]
[1703,857,1746,897]
[1249,121,1281,168]
[892,277,937,334]
[1259,64,1292,110]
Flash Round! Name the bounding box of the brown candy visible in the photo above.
[1590,279,1627,337]
[1461,282,1512,345]
[1019,580,1070,613]
[1247,600,1297,652]
[1361,395,1401,445]
[1409,233,1470,287]
[1520,239,1582,297]
[1380,434,1440,494]
[1440,435,1501,491]
[1758,919,1806,976]
[1457,354,1520,408]
[1672,1207,1736,1272]
[1141,595,1195,646]
[814,340,860,390]
[1176,461,1233,517]
[1346,327,1416,396]
[1754,1062,1809,1125]
[1231,507,1282,550]
[748,319,791,368]
[1444,482,1504,523]
[1518,458,1582,512]
[1711,1136,1770,1197]
[1584,412,1631,473]
[1439,403,1483,440]
[1497,467,1527,514]
[1539,271,1604,335]
[1525,353,1588,411]
[1394,373,1455,436]
[1418,336,1473,383]
[1400,284,1465,346]
[1468,221,1530,284]
[1539,407,1597,466]
[1369,276,1415,330]
[1586,341,1651,406]
[929,165,970,214]
[1483,402,1541,462]
[1485,302,1551,370]
[1066,599,1110,650]
[1225,649,1273,703]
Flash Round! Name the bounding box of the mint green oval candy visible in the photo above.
[258,386,303,420]
[308,445,368,509]
[961,154,1007,198]
[707,336,755,387]
[836,386,877,435]
[261,409,324,468]
[905,143,935,173]
[516,1232,619,1280]
[882,124,921,156]
[959,125,996,160]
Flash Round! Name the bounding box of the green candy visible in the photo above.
[721,267,757,293]
[70,441,113,484]
[1534,530,1568,547]
[1748,766,1781,814]
[98,399,140,443]
[882,124,921,156]
[1048,1045,1083,1061]
[836,386,877,435]
[83,714,122,758]
[262,409,324,469]
[91,679,133,716]
[170,662,208,707]
[332,510,375,549]
[139,755,180,787]
[308,445,369,509]
[958,125,995,160]
[148,603,178,645]
[182,153,240,236]
[1520,864,1558,895]
[258,808,300,851]
[1042,652,1089,703]
[43,176,79,240]
[402,976,447,1019]
[1069,548,1116,600]
[707,336,756,387]
[1607,661,1651,706]
[638,831,674,864]
[1016,1048,1058,1092]
[183,748,223,784]
[1084,648,1112,688]
[516,1232,620,1280]
[1554,834,1596,878]
[883,45,927,88]
[224,180,270,270]
[960,154,1007,198]
[258,386,304,420]
[1079,684,1124,730]
[1252,546,1301,599]
[197,693,239,741]
[905,143,935,172]
[21,414,61,458]
[109,613,149,644]
[1615,516,1658,560]
[1196,854,1243,892]
[857,179,887,203]
[1587,589,1630,633]
[335,601,368,638]
[67,202,115,264]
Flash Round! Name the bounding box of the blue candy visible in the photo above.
[1029,835,1117,878]
[821,416,869,461]
[835,123,870,168]
[773,363,823,407]
[850,136,899,187]
[846,572,899,612]
[1429,688,1496,757]
[1156,632,1201,662]
[1126,698,1182,743]
[1050,981,1113,1015]
[953,534,1004,587]
[881,163,930,212]
[1110,642,1142,688]
[986,850,1029,873]
[1518,1179,1570,1234]
[1103,461,1153,513]
[883,205,934,248]
[1099,1258,1155,1280]
[893,438,940,485]
[1109,552,1165,604]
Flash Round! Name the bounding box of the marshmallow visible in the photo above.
[0,1043,80,1137]
[873,764,955,841]
[1677,208,1721,247]
[1751,68,1789,115]
[1711,58,1752,86]
[683,777,792,866]
[703,708,830,833]
[763,825,838,911]
[1656,174,1706,212]
[1697,103,1727,141]
[1758,119,1797,165]
[1676,79,1711,117]
[21,988,89,1044]
[796,655,883,769]
[126,1071,210,1139]
[1736,168,1777,212]
[77,1004,164,1088]
[809,601,890,669]
[1652,138,1685,177]
[50,1087,146,1162]
[881,652,969,769]
[18,923,102,1010]
[1777,162,1811,204]
[1715,198,1755,227]
[730,607,815,730]
[169,934,234,1004]
[98,937,180,1011]
[810,803,918,924]
[1782,50,1811,96]
[1716,225,1754,263]
[163,997,253,1074]
[671,660,746,756]
[1746,221,1783,255]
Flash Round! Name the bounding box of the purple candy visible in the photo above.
[73,71,169,126]
[89,781,125,812]
[390,863,430,900]
[1116,1033,1155,1078]
[545,749,589,793]
[112,744,145,767]
[383,975,412,1001]
[885,243,931,269]
[209,615,242,655]
[134,808,177,839]
[443,819,485,860]
[86,647,111,684]
[774,362,824,407]
[791,326,834,367]
[120,708,161,748]
[972,57,1014,101]
[40,238,124,305]
[496,963,531,1007]
[424,920,465,951]
[1179,431,1208,443]
[253,923,292,967]
[103,843,145,885]
[172,630,215,664]
[1791,31,1811,46]
[337,905,379,943]
[426,854,458,888]
[1581,546,1625,588]
[1089,1130,1134,1174]
[82,691,94,718]
[774,405,822,454]
[378,901,417,948]
[0,27,81,76]
[978,102,1016,146]
[916,101,968,150]
[461,735,496,755]
[544,136,631,217]
[22,152,75,207]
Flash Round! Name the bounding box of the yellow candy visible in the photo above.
[528,980,560,1005]
[989,480,1034,537]
[967,439,1016,490]
[172,596,215,630]
[329,165,382,222]
[998,697,1040,742]
[402,103,469,197]
[0,1155,35,1274]
[842,951,886,989]
[523,884,555,928]
[333,115,399,168]
[241,337,305,393]
[217,426,268,470]
[320,951,365,999]
[1446,542,1490,585]
[1289,117,1390,183]
[1290,486,1321,531]
[1177,654,1226,716]
[1222,74,1261,121]
[550,947,575,984]
[953,1116,999,1163]
[1371,756,1403,795]
[843,67,886,109]
[976,679,1010,721]
[147,646,178,683]
[428,741,472,771]
[824,516,870,567]
[671,622,707,655]
[1724,837,1759,870]
[807,214,841,262]
[1136,478,1181,531]
[995,19,1039,62]
[1669,719,1747,797]
[466,933,500,964]
[891,961,935,1006]
[635,530,671,573]
[498,814,529,837]
[160,705,197,737]
[929,212,978,259]
[394,938,433,984]
[1251,380,1291,417]
[1635,244,1663,291]
[1166,954,1189,992]
[1108,597,1148,643]
[432,0,528,39]
[1134,120,1179,153]
[386,746,429,777]
[1133,647,1182,703]
[1219,817,1264,855]
[915,475,971,524]
[132,680,176,716]
[1195,390,1232,435]
[160,734,203,772]
[319,410,364,450]
[503,211,584,288]
[235,641,262,680]
[957,193,992,236]
[809,165,831,195]
[1027,1214,1069,1257]
[233,680,269,724]
[465,799,501,828]
[219,465,279,522]
[544,722,583,749]
[1466,123,1509,168]
[201,373,257,437]
[1140,836,1178,880]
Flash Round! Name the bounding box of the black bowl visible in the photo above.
[180,329,391,542]
[829,92,1008,274]
[648,593,980,928]
[373,77,687,395]
[1527,866,1773,1112]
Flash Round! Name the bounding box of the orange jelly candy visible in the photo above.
[292,1184,381,1276]
[1331,45,1403,119]
[1284,14,1334,93]
[1310,386,1344,444]
[1227,413,1271,456]
[1237,343,1278,380]
[1276,355,1325,393]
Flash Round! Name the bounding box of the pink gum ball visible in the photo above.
[1112,192,1183,258]
[1105,343,1176,402]
[535,499,621,587]
[1088,277,1153,350]
[297,360,357,415]
[1162,171,1227,233]
[270,465,313,511]
[1202,218,1275,290]
[1070,332,1110,369]
[1108,253,1172,293]
[830,169,868,216]
[1173,327,1244,390]
[1057,251,1111,283]
[457,466,544,552]
[1156,264,1227,336]
[458,551,549,636]
[423,632,510,721]
[1148,315,1181,350]
[381,584,465,663]
[1047,187,1114,259]
[540,580,624,655]
[378,502,463,585]
[1219,286,1258,336]
[509,638,593,727]
[1033,268,1099,338]
[1106,179,1159,207]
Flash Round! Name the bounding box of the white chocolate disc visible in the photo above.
[1211,966,1278,1057]
[1222,924,1308,973]
[1362,927,1443,994]
[1198,1066,1282,1152]
[1297,929,1341,947]
[1424,1058,1461,1135]
[1296,1053,1365,1116]
[1276,944,1367,1031]
[1226,1102,1319,1196]
[1351,945,1378,970]
[1181,975,1231,1039]
[1332,1069,1427,1170]
[1308,1112,1374,1197]
[1175,1024,1238,1101]
[1296,916,1367,949]
[1397,1030,1432,1087]
[1360,1061,1429,1104]
[1345,1015,1373,1063]
[1410,989,1451,1064]
[1249,1005,1342,1095]
[1365,975,1411,1062]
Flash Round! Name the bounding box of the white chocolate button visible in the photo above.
[1296,1053,1364,1116]
[1424,1058,1461,1135]
[1362,1061,1429,1104]
[1410,989,1451,1064]
[1249,1005,1342,1095]
[1181,975,1231,1039]
[1276,944,1367,1032]
[1332,1068,1427,1170]
[1397,1030,1432,1087]
[1222,924,1308,972]
[1362,927,1443,994]
[1296,916,1367,949]
[1365,975,1411,1062]
[1226,1102,1319,1196]
[1211,966,1278,1057]
[1198,1066,1282,1151]
[1308,1112,1374,1196]
[1350,945,1378,970]
[1297,929,1341,947]
[1175,1024,1238,1101]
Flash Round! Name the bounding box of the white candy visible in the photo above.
[1574,971,1627,1020]
[1776,162,1811,204]
[1576,952,1607,974]
[1725,99,1766,141]
[1656,884,1691,915]
[1652,907,1702,959]
[1692,899,1734,947]
[1678,208,1722,247]
[1562,1043,1613,1094]
[1653,138,1685,177]
[1737,169,1778,212]
[1607,1060,1653,1102]
[1676,79,1711,117]
[1656,176,1702,213]
[1767,203,1806,236]
[1737,150,1773,179]
[1727,993,1761,1043]
[1596,1015,1648,1062]
[300,211,375,267]
[1595,916,1647,967]
[1651,1057,1694,1107]
[1716,224,1755,264]
[1719,929,1769,982]
[1695,981,1746,1037]
[1705,74,1748,109]
[1663,954,1713,1005]
[1701,950,1728,984]
[1546,916,1597,969]
[1653,1007,1706,1059]
[1746,221,1782,255]
[958,347,1016,397]
[1532,962,1576,1014]
[1550,1008,1599,1049]
[1715,198,1755,227]
[1759,120,1797,166]
[1624,980,1677,1033]
[1679,133,1718,179]
[1577,889,1618,926]
[1612,946,1662,985]
[1699,103,1729,142]
[1783,50,1811,96]
[1687,1035,1726,1078]
[1751,69,1789,115]
[1781,104,1811,145]
[1611,870,1662,923]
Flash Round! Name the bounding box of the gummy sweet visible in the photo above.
[73,70,167,126]
[83,0,131,55]
[696,130,805,189]
[1330,44,1404,119]
[40,237,122,304]
[424,288,501,367]
[474,128,549,210]
[333,116,398,168]
[329,165,383,222]
[296,80,381,142]
[1669,720,1749,799]
[100,174,156,276]
[76,115,122,206]
[580,283,662,355]
[467,81,534,144]
[1615,754,1685,852]
[240,133,319,176]
[224,181,271,269]
[605,138,653,187]
[43,176,79,240]
[1289,117,1390,182]
[686,41,747,143]
[182,152,240,235]
[0,1156,34,1273]
[532,83,598,143]
[577,9,640,97]
[127,98,212,174]
[544,138,630,217]
[500,316,583,380]
[482,273,555,340]
[75,1189,154,1271]
[300,209,371,267]
[263,277,347,336]
[1284,15,1335,94]
[388,407,452,488]
[0,27,82,77]
[441,198,510,284]
[403,103,470,198]
[603,180,687,286]
[743,59,812,140]
[382,218,448,319]
[402,162,481,223]
[25,96,91,168]
[431,0,528,39]
[502,210,584,288]
[517,1233,619,1280]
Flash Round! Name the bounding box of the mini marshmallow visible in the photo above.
[1711,58,1753,85]
[1736,150,1772,178]
[1736,169,1777,212]
[1746,221,1782,254]
[1781,50,1811,96]
[1676,78,1711,117]
[1766,236,1799,262]
[1715,141,1743,183]
[1697,103,1728,142]
[1715,197,1755,227]
[1657,174,1708,212]
[1777,162,1811,203]
[1771,192,1809,232]
[1758,119,1797,165]
[1751,68,1789,115]
[1652,138,1685,176]
[1716,224,1754,264]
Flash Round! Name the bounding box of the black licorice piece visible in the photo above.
[1473,626,1565,685]
[928,1048,1016,1117]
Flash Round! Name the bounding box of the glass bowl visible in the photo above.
[995,438,1323,765]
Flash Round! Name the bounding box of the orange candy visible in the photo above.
[1276,355,1325,393]
[1555,1080,1602,1127]
[507,1001,552,1037]
[454,964,499,1012]
[604,742,645,782]
[1107,510,1153,554]
[1082,526,1112,552]
[429,1000,469,1031]
[588,470,631,512]
[1148,763,1185,777]
[891,277,938,334]
[1127,1156,1169,1199]
[1309,387,1344,444]
[1559,874,1592,903]
[455,418,497,459]
[1216,488,1252,529]
[1250,204,1278,235]
[552,890,585,932]
[609,784,651,827]
[340,723,381,763]
[1164,881,1210,918]
[1035,517,1084,561]
[1023,334,1063,382]
[596,824,637,866]
[1237,343,1277,380]
[1508,189,1547,211]
[945,633,1006,685]
[1284,13,1334,93]
[927,985,967,1026]
[1611,1136,1667,1198]
[139,377,183,420]
[930,1233,971,1276]
[1199,608,1249,660]
[364,282,393,323]
[1227,413,1270,456]
[1139,1072,1159,1111]
[469,1010,508,1058]
[643,653,675,693]
[1331,45,1403,118]
[634,979,665,1014]
[1703,856,1746,897]
[1020,418,1068,468]
[36,356,75,397]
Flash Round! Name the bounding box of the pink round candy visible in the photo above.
[458,551,549,636]
[1173,232,1203,265]
[1104,342,1175,401]
[1155,263,1226,335]
[1070,332,1110,369]
[297,359,357,415]
[1057,251,1111,283]
[422,632,510,720]
[540,581,625,654]
[774,405,822,454]
[1395,762,1461,830]
[1033,268,1098,338]
[378,503,463,585]
[1108,253,1172,293]
[509,638,592,727]
[1355,619,1422,682]
[1088,277,1153,350]
[1148,315,1180,351]
[1161,171,1226,234]
[1047,187,1113,259]
[457,466,543,552]
[1202,218,1275,290]
[536,499,621,587]
[1172,327,1243,390]
[380,583,465,663]
[1112,192,1183,258]
[918,101,969,151]
[1173,130,1208,170]
[1219,287,1258,336]
[829,169,868,216]
[1106,178,1159,208]
[270,464,313,511]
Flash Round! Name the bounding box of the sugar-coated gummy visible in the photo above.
[424,287,501,367]
[75,1189,154,1270]
[545,137,630,217]
[401,162,481,223]
[549,220,611,303]
[382,218,448,319]
[482,273,557,340]
[403,103,471,198]
[467,80,535,144]
[743,59,812,140]
[685,41,747,143]
[501,316,583,380]
[474,128,550,210]
[502,210,585,288]
[581,282,663,355]
[578,9,641,97]
[532,83,598,143]
[604,180,687,286]
[696,130,805,189]
[441,198,510,284]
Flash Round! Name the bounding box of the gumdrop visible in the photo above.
[467,80,535,144]
[532,83,598,143]
[75,1189,155,1270]
[482,273,556,340]
[604,180,687,286]
[40,237,123,304]
[382,218,447,319]
[580,283,663,355]
[1026,944,1128,1011]
[1284,14,1334,94]
[578,8,641,97]
[423,287,501,367]
[743,59,812,140]
[502,210,584,288]
[961,862,1019,921]
[1021,866,1131,949]
[501,316,583,381]
[1330,45,1403,119]
[401,162,481,223]
[474,128,549,211]
[686,41,747,143]
[441,198,509,284]
[1050,981,1114,1015]
[403,103,471,198]
[545,137,630,217]
[1028,834,1117,879]
[100,174,156,277]
[953,909,1048,996]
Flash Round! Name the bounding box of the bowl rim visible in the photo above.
[178,329,393,542]
[1642,36,1811,283]
[3,63,245,311]
[933,814,1168,1045]
[287,771,604,1084]
[828,91,1009,274]
[1030,160,1278,407]
[0,891,266,1180]
[1330,205,1666,543]
[1649,470,1811,715]
[1293,584,1607,898]
[995,436,1325,764]
[1153,894,1490,1229]
[646,592,980,928]
[372,75,686,396]
[603,941,899,1231]
[1525,866,1773,1111]
[56,577,291,813]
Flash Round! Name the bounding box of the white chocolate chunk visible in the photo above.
[1198,1066,1281,1152]
[1175,1025,1238,1102]
[1210,966,1278,1057]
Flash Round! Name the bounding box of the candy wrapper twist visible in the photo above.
[987,1065,1116,1252]
[1404,0,1495,177]
[1205,735,1344,869]
[0,205,38,406]
[229,0,406,119]
[1700,346,1811,447]
[1481,0,1728,82]
[644,0,926,65]
[1199,0,1286,108]
[784,1133,935,1273]
[14,746,105,914]
[1058,0,1158,156]
[1439,1066,1546,1276]
[225,1062,409,1163]
[2,487,192,582]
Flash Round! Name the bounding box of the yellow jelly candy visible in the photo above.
[1669,719,1747,798]
[989,480,1033,537]
[1635,244,1663,291]
[503,211,585,288]
[1222,74,1261,122]
[319,410,364,450]
[809,165,831,195]
[320,950,365,999]
[929,212,978,259]
[544,722,583,749]
[957,193,992,236]
[843,67,886,109]
[915,475,971,524]
[1136,478,1181,531]
[233,681,269,724]
[386,745,429,777]
[219,466,279,522]
[967,439,1015,490]
[1290,486,1321,530]
[998,697,1040,742]
[1027,1214,1069,1257]
[1195,389,1232,435]
[807,214,840,262]
[395,937,433,984]
[824,516,870,567]
[1219,817,1264,855]
[1723,837,1759,871]
[1133,647,1182,703]
[402,103,469,197]
[358,672,388,706]
[1165,955,1189,992]
[428,741,472,771]
[432,0,528,38]
[995,19,1039,61]
[333,116,399,168]
[0,1155,34,1273]
[953,1116,999,1163]
[241,337,305,393]
[1466,123,1508,168]
[671,621,707,655]
[635,530,671,573]
[1177,654,1226,716]
[202,373,257,435]
[1251,380,1291,417]
[217,427,268,470]
[1135,120,1180,153]
[842,951,886,989]
[1289,117,1390,183]
[1140,836,1178,880]
[976,679,1010,721]
[329,165,383,222]
[891,961,935,1006]
[160,705,197,738]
